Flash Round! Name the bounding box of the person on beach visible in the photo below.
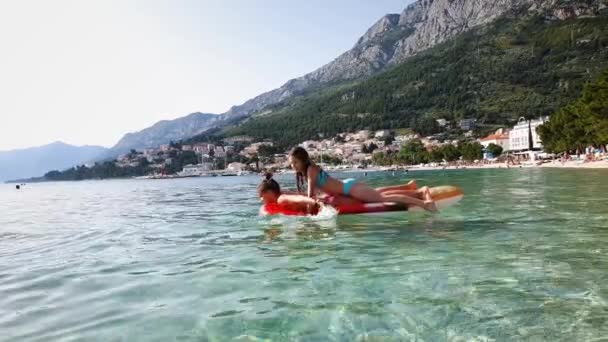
[288,147,438,212]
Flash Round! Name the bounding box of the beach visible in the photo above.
[389,159,608,172]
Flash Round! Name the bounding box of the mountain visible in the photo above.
[219,0,606,121]
[107,0,607,152]
[211,0,608,147]
[107,112,221,155]
[0,142,108,182]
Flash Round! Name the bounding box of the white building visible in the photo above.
[459,118,477,131]
[300,141,317,148]
[179,163,214,176]
[142,149,156,156]
[241,142,273,156]
[227,162,246,172]
[393,134,418,147]
[375,130,391,139]
[194,144,209,154]
[436,119,448,127]
[357,130,371,140]
[479,131,510,151]
[509,117,549,151]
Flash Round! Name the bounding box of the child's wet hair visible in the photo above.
[289,147,312,193]
[257,172,281,196]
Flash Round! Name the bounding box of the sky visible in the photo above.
[0,0,413,151]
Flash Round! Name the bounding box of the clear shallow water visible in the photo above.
[1,169,607,341]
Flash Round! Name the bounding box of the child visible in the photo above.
[257,173,323,214]
[289,147,438,212]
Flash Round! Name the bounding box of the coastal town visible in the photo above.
[4,2,608,340]
[103,115,607,180]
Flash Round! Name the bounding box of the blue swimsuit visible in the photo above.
[315,169,356,195]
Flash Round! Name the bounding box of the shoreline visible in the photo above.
[408,160,608,171]
[5,160,607,184]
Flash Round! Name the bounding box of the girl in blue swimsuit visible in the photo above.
[289,147,438,212]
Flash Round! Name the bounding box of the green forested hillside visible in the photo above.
[538,68,608,152]
[215,14,608,148]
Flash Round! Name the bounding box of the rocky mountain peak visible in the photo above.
[357,14,401,46]
[221,0,605,122]
[117,0,606,152]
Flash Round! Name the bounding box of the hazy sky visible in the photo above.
[0,0,412,150]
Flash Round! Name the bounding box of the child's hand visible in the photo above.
[306,200,322,214]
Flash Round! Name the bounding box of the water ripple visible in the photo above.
[0,171,607,341]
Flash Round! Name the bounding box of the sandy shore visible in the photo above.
[402,160,608,171]
[539,159,608,169]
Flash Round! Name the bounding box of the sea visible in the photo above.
[1,169,607,341]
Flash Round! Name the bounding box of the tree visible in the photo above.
[429,147,444,163]
[397,139,428,165]
[441,144,462,162]
[138,157,151,168]
[486,143,503,157]
[538,68,608,153]
[412,116,442,136]
[459,142,483,161]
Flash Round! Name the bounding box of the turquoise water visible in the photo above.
[1,169,607,341]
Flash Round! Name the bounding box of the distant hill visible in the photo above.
[0,142,108,182]
[104,112,222,157]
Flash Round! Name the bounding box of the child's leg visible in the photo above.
[418,186,438,211]
[376,180,417,193]
[379,187,438,212]
[349,183,437,212]
[381,189,420,198]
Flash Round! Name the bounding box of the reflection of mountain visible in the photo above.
[0,142,107,182]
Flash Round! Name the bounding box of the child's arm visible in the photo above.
[306,167,318,198]
[278,194,317,206]
[278,194,322,213]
